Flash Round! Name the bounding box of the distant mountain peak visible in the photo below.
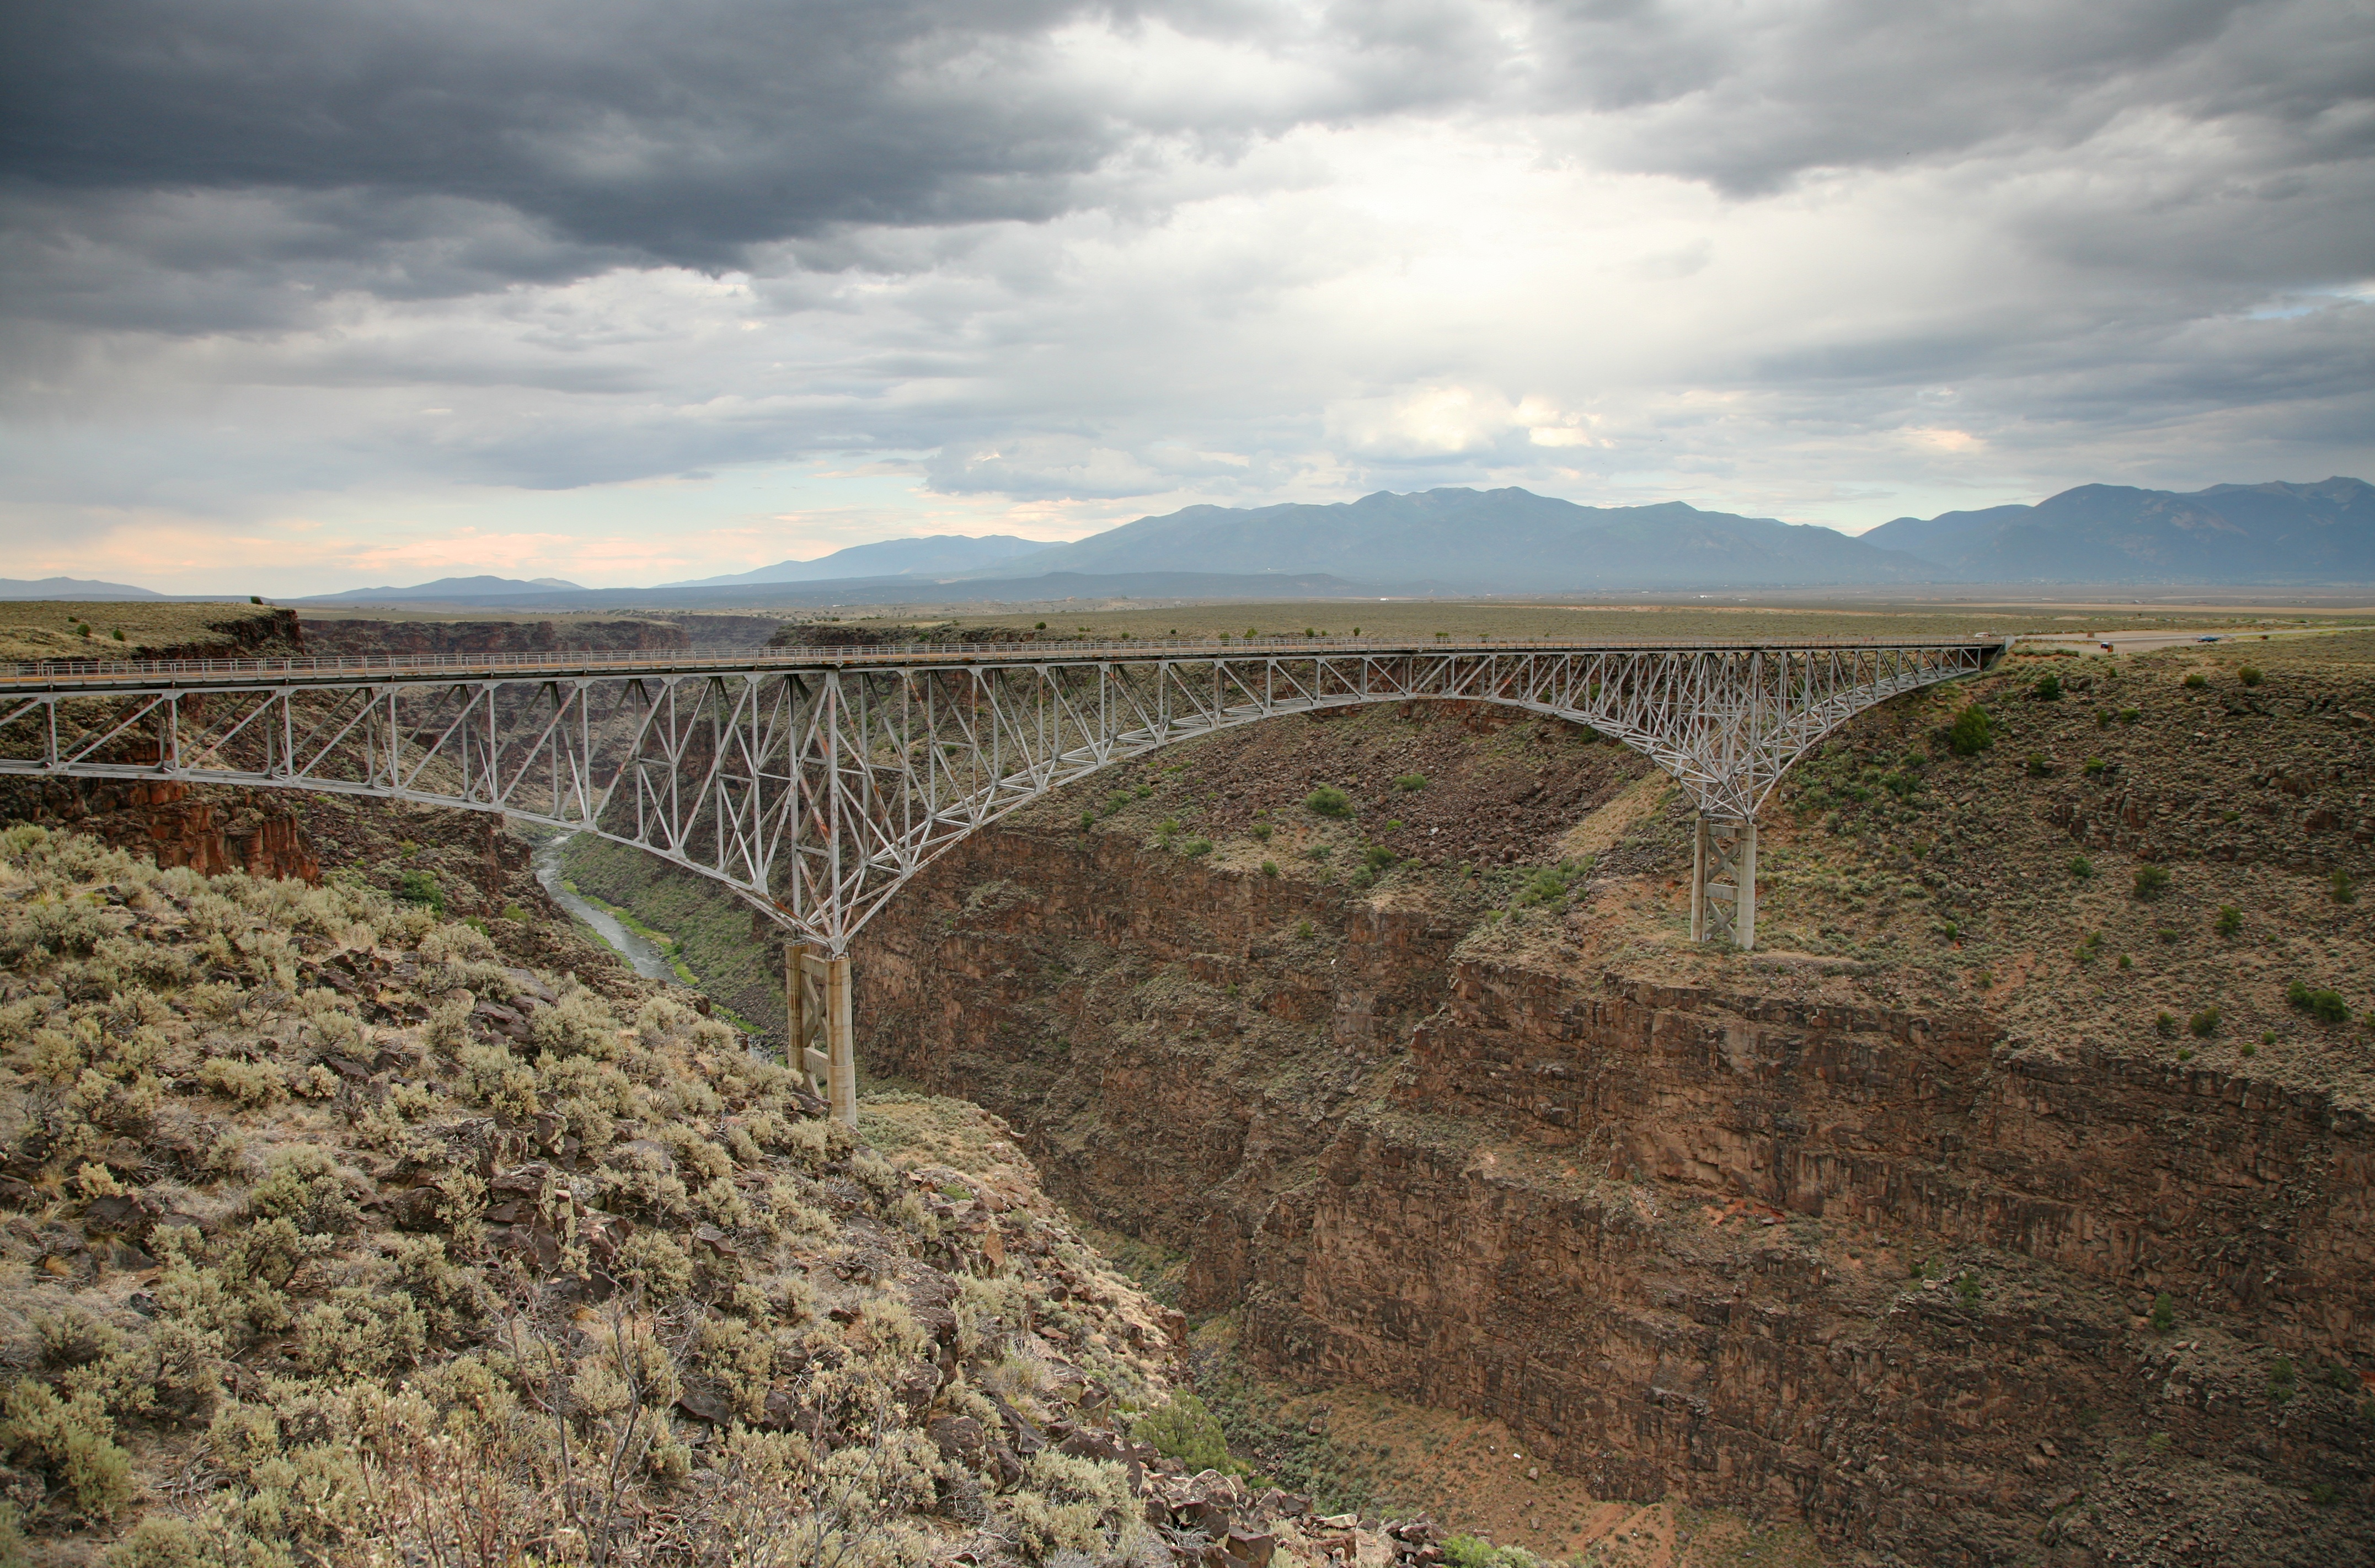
[661,534,1047,588]
[1858,478,2373,582]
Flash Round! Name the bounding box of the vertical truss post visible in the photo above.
[787,944,857,1126]
[1691,814,1758,950]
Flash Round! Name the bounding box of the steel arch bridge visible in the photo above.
[3,636,1999,950]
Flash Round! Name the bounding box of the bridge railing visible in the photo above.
[3,634,2010,685]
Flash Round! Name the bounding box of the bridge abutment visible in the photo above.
[788,944,858,1124]
[1690,814,1757,950]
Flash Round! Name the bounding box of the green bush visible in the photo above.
[1260,861,1280,877]
[1948,705,1993,756]
[2215,905,2241,936]
[2068,855,2094,880]
[395,868,445,914]
[2182,672,2207,689]
[1304,785,1353,818]
[2119,708,2140,724]
[1363,846,1397,872]
[2132,863,2170,900]
[2024,753,2051,777]
[1443,1538,1542,1568]
[2151,1293,2175,1332]
[1132,1394,1235,1473]
[1393,774,1427,792]
[2334,869,2358,905]
[2083,756,2107,776]
[1179,838,1212,858]
[2032,673,2063,701]
[2154,1012,2178,1039]
[2188,1007,2219,1039]
[1955,1271,1982,1303]
[1251,823,1272,841]
[2289,981,2351,1024]
[2239,665,2264,687]
[2270,1356,2297,1403]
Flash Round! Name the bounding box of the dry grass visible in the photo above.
[0,602,286,664]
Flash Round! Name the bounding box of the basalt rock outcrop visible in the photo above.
[0,777,319,881]
[297,616,690,657]
[854,695,2375,1566]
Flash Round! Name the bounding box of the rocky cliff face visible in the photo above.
[0,777,320,881]
[854,652,2375,1565]
[297,616,691,657]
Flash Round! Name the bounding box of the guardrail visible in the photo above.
[3,633,2009,685]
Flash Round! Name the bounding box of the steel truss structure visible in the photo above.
[1,638,2000,954]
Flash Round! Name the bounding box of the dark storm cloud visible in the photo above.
[0,0,1142,266]
[1529,0,2372,194]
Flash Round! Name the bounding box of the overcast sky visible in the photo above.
[3,0,2369,593]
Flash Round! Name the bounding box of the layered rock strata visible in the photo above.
[857,822,2374,1563]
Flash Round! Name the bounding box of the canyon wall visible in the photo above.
[857,817,2374,1562]
[297,616,691,657]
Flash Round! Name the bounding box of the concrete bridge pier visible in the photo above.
[1691,815,1758,950]
[787,945,858,1125]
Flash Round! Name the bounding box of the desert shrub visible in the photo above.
[2216,905,2242,936]
[1363,846,1397,872]
[2334,869,2358,905]
[2024,753,2051,777]
[2154,1012,2178,1039]
[2188,1007,2219,1038]
[199,1057,287,1109]
[2270,1357,2297,1403]
[1303,785,1353,818]
[2150,1293,2175,1332]
[1178,838,1212,858]
[2032,673,2062,701]
[0,1383,132,1520]
[1955,1271,1981,1303]
[1002,1450,1140,1560]
[1393,773,1427,791]
[2180,671,2206,689]
[2132,863,2170,900]
[2238,665,2264,686]
[2119,707,2139,723]
[296,1287,428,1379]
[2288,981,2351,1024]
[2067,855,2093,880]
[1250,822,1272,841]
[1260,861,1279,877]
[103,1515,202,1568]
[614,1230,694,1298]
[1948,705,1993,756]
[2082,756,2107,777]
[248,1145,363,1237]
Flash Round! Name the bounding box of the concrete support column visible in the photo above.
[1690,815,1758,951]
[787,944,858,1126]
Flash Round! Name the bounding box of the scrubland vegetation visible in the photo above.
[0,826,1189,1566]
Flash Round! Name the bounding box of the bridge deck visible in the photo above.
[4,634,2009,692]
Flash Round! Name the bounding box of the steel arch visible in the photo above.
[1,636,2002,951]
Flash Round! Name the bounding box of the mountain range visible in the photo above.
[0,575,172,600]
[63,477,2372,608]
[300,575,584,603]
[971,488,1937,589]
[1859,478,2375,581]
[659,534,1042,586]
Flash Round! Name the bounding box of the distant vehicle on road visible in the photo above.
[2197,635,2222,643]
